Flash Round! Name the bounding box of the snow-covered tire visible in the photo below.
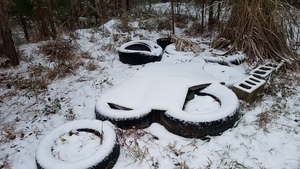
[118,40,163,65]
[164,43,196,57]
[202,65,246,87]
[161,83,239,138]
[203,54,246,65]
[157,38,173,49]
[95,102,156,129]
[36,120,120,169]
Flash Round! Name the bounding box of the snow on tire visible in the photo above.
[202,54,246,65]
[164,43,196,57]
[95,101,155,129]
[36,120,120,169]
[162,83,239,138]
[118,40,163,65]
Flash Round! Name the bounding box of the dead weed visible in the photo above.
[39,38,79,66]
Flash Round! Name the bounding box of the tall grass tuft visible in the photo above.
[213,0,300,69]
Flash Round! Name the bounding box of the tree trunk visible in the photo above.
[70,0,80,29]
[35,0,49,37]
[171,0,175,34]
[121,0,127,14]
[46,0,56,38]
[20,14,30,42]
[0,2,19,66]
[217,1,221,21]
[201,1,204,33]
[208,0,214,30]
[148,0,151,10]
[95,0,108,25]
[126,0,130,11]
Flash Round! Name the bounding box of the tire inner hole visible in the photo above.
[183,93,221,114]
[125,43,151,51]
[51,129,103,162]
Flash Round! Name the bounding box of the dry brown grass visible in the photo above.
[0,69,48,101]
[80,52,92,59]
[116,128,149,162]
[0,154,11,169]
[39,38,84,80]
[85,60,98,71]
[39,38,76,63]
[255,111,278,132]
[0,37,85,97]
[213,0,300,69]
[168,34,205,53]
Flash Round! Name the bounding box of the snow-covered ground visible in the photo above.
[0,13,300,169]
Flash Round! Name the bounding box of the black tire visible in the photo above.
[95,102,157,129]
[203,54,246,65]
[156,38,173,50]
[118,40,163,65]
[164,43,196,56]
[36,120,120,169]
[161,83,239,139]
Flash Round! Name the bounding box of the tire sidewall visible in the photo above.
[118,40,163,65]
[36,120,119,169]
